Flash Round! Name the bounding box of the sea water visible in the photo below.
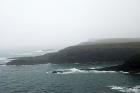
[0,50,140,93]
[0,63,140,93]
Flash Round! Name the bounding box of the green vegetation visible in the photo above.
[7,39,140,65]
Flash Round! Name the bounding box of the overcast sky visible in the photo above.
[0,0,140,50]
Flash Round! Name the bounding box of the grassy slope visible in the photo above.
[7,42,140,65]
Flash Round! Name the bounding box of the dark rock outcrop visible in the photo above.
[97,54,140,74]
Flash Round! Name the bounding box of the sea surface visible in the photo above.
[0,51,140,93]
[0,63,140,93]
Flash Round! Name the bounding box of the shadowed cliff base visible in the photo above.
[97,54,140,74]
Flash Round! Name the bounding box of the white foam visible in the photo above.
[119,71,129,74]
[89,67,96,69]
[0,57,14,65]
[90,66,103,69]
[110,86,124,90]
[14,49,57,57]
[49,68,117,74]
[57,68,86,74]
[92,70,117,73]
[14,51,45,57]
[109,85,140,93]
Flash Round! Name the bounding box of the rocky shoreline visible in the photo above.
[97,54,140,74]
[6,39,140,73]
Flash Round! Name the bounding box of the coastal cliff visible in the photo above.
[7,38,140,65]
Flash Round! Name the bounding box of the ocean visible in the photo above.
[0,51,140,93]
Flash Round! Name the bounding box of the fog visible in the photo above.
[0,0,140,51]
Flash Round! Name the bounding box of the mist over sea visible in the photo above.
[0,49,58,65]
[0,0,140,92]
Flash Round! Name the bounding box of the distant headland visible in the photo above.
[7,38,140,68]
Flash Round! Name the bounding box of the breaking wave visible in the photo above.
[0,57,14,65]
[109,85,140,93]
[13,49,57,57]
[47,68,117,74]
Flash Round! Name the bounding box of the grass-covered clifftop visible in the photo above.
[7,39,140,65]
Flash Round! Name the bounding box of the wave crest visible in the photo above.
[48,68,117,74]
[109,85,140,93]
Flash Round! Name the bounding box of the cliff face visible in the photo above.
[6,39,140,65]
[122,54,140,73]
[48,42,140,63]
